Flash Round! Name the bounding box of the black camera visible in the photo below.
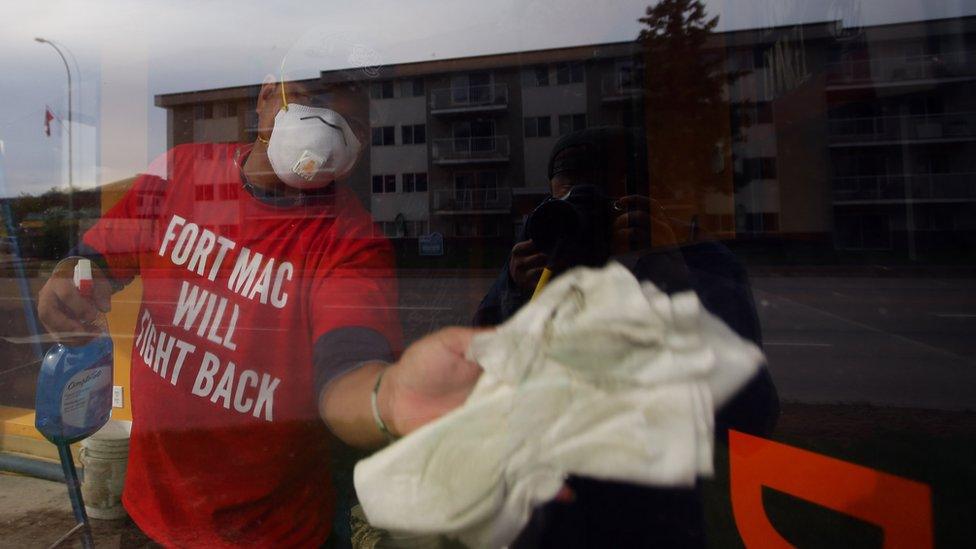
[524,184,615,269]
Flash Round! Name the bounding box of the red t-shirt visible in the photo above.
[83,143,401,547]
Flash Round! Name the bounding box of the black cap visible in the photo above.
[546,126,646,193]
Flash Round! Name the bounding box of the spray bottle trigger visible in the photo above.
[74,258,93,299]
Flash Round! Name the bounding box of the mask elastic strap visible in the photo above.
[279,57,289,111]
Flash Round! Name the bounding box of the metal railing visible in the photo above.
[601,73,644,98]
[826,50,976,85]
[833,173,976,201]
[431,136,510,163]
[429,84,508,112]
[827,111,976,143]
[433,187,513,212]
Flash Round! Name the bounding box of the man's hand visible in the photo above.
[37,258,113,342]
[381,327,485,437]
[320,327,487,448]
[508,239,548,293]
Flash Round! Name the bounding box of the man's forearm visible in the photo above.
[319,360,396,449]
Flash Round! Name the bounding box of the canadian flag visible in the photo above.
[44,106,54,137]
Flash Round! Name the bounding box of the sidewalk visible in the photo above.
[0,472,147,548]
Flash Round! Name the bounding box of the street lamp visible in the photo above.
[35,36,75,247]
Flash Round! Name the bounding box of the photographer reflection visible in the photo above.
[473,126,778,547]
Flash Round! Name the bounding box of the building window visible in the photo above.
[218,182,236,200]
[616,60,645,88]
[374,220,429,239]
[753,47,768,68]
[194,103,213,120]
[371,126,395,146]
[453,218,500,237]
[402,124,426,145]
[401,78,424,97]
[194,184,214,201]
[370,81,394,99]
[737,210,781,234]
[455,171,498,203]
[756,101,773,124]
[836,214,891,250]
[524,116,552,138]
[402,172,428,193]
[374,221,396,238]
[212,102,237,118]
[558,114,586,135]
[555,62,584,84]
[740,157,777,180]
[404,220,428,237]
[522,65,549,87]
[372,174,398,193]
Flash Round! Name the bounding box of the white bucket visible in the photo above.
[80,419,131,520]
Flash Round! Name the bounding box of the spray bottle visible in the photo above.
[34,258,113,548]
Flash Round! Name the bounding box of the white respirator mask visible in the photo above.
[266,103,362,190]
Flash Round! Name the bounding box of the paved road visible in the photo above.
[394,272,976,410]
[753,276,976,410]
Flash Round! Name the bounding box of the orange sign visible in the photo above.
[729,430,932,548]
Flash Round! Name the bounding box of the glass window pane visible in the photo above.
[8,5,974,547]
[539,116,551,137]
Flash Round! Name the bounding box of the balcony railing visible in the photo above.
[433,187,513,213]
[833,173,976,202]
[429,84,508,113]
[601,73,644,100]
[827,111,976,144]
[431,136,510,164]
[826,51,976,85]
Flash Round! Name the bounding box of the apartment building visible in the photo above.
[155,15,976,264]
[823,17,976,258]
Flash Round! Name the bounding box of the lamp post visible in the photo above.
[35,36,75,247]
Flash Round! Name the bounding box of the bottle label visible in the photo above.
[60,365,112,429]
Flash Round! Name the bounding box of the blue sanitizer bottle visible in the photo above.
[35,259,114,445]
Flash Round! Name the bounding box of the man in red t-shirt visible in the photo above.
[37,78,483,547]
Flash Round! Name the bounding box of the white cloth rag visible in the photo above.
[354,263,765,548]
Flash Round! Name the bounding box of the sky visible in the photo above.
[0,0,973,197]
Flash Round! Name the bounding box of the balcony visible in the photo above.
[431,136,510,165]
[433,187,513,214]
[429,84,508,114]
[826,51,976,87]
[827,112,976,146]
[832,173,976,203]
[601,73,644,102]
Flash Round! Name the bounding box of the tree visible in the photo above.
[639,0,741,235]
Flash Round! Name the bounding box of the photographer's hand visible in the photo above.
[509,239,548,293]
[612,195,677,253]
